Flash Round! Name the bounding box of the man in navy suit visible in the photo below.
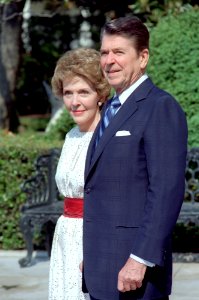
[83,16,188,300]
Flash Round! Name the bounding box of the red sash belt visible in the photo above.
[63,197,83,218]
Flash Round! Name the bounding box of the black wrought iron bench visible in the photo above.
[18,148,62,267]
[177,147,199,226]
[18,147,199,267]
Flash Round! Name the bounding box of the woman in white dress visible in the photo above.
[48,48,110,300]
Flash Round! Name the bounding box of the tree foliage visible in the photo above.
[148,7,199,147]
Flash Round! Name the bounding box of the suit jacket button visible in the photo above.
[85,188,91,194]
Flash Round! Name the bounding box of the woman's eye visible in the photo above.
[63,90,71,96]
[80,91,89,96]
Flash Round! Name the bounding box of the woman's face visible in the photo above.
[62,76,100,132]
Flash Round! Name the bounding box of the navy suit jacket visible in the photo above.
[83,78,188,300]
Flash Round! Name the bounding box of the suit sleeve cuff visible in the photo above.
[130,254,155,267]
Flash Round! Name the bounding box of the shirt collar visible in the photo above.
[118,74,148,105]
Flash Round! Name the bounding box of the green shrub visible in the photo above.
[148,7,199,147]
[0,132,62,249]
[19,115,50,132]
[187,113,199,147]
[46,109,75,140]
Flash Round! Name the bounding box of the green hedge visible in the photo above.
[0,132,62,249]
[148,7,199,147]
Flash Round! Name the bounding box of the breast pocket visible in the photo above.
[112,135,133,144]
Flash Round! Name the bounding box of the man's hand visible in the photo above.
[118,258,147,292]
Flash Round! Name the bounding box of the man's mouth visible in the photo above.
[106,69,120,74]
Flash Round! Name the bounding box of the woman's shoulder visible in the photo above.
[63,126,83,141]
[66,126,80,137]
[66,126,93,139]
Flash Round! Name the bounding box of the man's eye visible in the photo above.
[115,50,124,54]
[100,51,108,56]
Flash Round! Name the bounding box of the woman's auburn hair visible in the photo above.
[51,48,111,103]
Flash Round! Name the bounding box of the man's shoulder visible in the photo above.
[147,80,176,101]
[148,84,186,115]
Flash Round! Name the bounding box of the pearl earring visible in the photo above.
[98,101,102,107]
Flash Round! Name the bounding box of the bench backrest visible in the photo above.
[178,147,199,225]
[185,147,199,204]
[21,148,61,209]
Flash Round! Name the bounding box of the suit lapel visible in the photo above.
[85,78,155,179]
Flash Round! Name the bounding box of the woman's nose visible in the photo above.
[71,94,79,105]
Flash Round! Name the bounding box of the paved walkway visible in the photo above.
[0,251,49,300]
[0,250,198,300]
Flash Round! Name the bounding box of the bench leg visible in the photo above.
[44,222,56,257]
[18,215,34,267]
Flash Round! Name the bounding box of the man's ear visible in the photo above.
[140,49,149,69]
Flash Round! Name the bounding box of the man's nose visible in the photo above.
[105,52,115,64]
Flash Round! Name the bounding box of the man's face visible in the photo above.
[100,34,149,94]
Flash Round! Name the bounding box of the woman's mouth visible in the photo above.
[71,110,85,115]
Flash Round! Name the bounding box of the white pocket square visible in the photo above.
[115,130,131,136]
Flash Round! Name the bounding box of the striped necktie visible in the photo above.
[95,95,121,147]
